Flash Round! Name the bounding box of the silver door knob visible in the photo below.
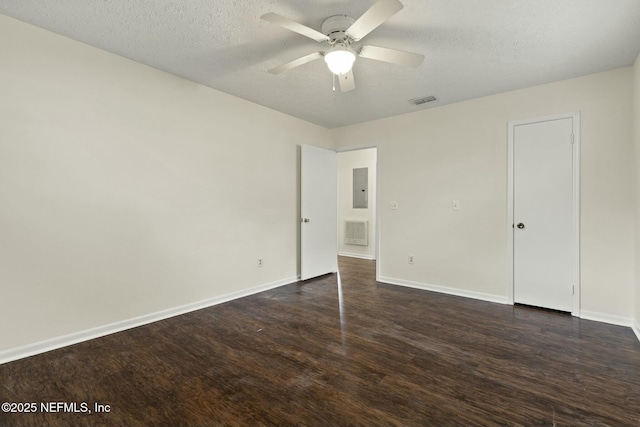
[517,223,525,229]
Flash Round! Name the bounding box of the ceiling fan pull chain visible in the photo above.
[332,73,336,91]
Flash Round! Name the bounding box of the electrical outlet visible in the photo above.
[408,254,414,265]
[257,258,263,268]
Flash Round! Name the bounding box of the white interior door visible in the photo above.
[513,117,576,312]
[301,144,337,280]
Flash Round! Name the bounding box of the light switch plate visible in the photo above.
[389,201,398,210]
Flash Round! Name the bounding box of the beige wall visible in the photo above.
[634,53,640,334]
[337,148,377,259]
[1,13,638,360]
[332,68,635,321]
[0,15,330,355]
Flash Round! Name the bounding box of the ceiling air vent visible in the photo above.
[409,95,436,106]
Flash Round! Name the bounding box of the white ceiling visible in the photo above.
[1,1,639,128]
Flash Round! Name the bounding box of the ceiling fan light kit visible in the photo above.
[261,0,424,92]
[324,44,356,75]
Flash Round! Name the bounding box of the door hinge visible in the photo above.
[570,134,575,144]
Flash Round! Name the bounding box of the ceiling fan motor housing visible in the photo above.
[321,15,356,43]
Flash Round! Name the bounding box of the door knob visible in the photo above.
[302,218,310,223]
[517,223,525,229]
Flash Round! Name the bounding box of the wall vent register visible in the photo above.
[409,95,436,105]
[345,220,368,245]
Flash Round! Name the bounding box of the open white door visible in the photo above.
[301,144,338,280]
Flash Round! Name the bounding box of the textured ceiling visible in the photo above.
[1,0,639,128]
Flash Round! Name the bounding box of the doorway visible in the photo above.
[337,148,377,261]
[299,144,379,281]
[507,113,580,315]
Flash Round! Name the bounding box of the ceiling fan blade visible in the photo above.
[261,13,329,42]
[345,0,403,41]
[268,52,324,74]
[338,69,356,92]
[359,45,424,67]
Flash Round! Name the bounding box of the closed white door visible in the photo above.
[300,144,337,280]
[513,117,576,312]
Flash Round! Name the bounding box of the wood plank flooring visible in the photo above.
[1,256,640,426]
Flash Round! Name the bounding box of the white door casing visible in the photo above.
[335,143,381,282]
[507,113,580,315]
[300,144,338,280]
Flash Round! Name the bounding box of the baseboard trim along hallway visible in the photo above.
[337,251,375,260]
[579,310,635,328]
[380,276,640,342]
[4,273,638,365]
[0,276,298,365]
[379,276,508,305]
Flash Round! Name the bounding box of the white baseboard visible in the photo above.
[380,279,640,342]
[579,310,634,327]
[632,320,640,343]
[338,251,375,260]
[0,276,298,365]
[379,276,508,305]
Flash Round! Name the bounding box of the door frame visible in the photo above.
[335,143,380,282]
[506,112,581,316]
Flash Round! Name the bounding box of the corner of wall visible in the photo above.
[634,53,640,337]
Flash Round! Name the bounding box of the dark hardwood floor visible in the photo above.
[1,256,640,426]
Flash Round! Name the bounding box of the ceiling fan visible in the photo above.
[261,0,424,92]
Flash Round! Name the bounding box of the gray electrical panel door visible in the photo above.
[353,167,368,209]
